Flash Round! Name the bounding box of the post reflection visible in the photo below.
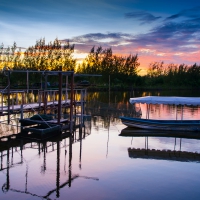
[56,140,60,198]
[0,117,97,200]
[79,126,82,170]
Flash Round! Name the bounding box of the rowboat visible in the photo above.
[120,96,200,132]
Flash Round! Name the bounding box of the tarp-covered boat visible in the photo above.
[120,96,200,132]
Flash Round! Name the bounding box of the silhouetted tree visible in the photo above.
[77,46,140,84]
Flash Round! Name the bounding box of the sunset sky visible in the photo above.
[1,0,200,74]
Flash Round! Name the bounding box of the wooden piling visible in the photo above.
[70,72,74,133]
[44,73,48,114]
[65,75,68,103]
[7,71,11,124]
[58,66,62,124]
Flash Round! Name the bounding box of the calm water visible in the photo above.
[1,90,200,200]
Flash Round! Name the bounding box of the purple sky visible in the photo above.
[1,0,200,73]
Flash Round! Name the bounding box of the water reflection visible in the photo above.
[120,128,200,162]
[1,90,200,199]
[0,119,98,199]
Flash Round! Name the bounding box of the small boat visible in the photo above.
[120,96,200,132]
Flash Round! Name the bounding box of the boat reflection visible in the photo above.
[119,128,200,162]
[0,122,99,199]
[120,127,200,139]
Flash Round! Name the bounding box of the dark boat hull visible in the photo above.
[120,117,200,132]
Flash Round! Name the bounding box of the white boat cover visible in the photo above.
[129,96,200,105]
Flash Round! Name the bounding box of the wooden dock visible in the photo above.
[0,69,90,138]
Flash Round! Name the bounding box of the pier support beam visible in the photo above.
[58,66,62,124]
[7,71,11,124]
[70,72,74,133]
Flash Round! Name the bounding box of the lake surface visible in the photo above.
[1,90,200,200]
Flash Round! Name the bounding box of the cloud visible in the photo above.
[69,15,200,50]
[70,32,131,42]
[125,11,162,24]
[59,7,200,69]
[165,6,200,21]
[128,16,200,53]
[60,32,133,52]
[62,15,200,55]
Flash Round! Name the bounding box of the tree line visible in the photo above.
[0,38,200,88]
[0,38,139,86]
[144,62,200,88]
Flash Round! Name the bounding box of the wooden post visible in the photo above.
[38,90,41,112]
[7,71,11,124]
[80,90,83,127]
[44,73,48,114]
[181,105,183,120]
[31,90,35,103]
[40,74,43,90]
[65,75,68,103]
[20,104,23,132]
[53,91,55,105]
[26,70,29,93]
[70,72,74,133]
[12,93,14,111]
[22,92,25,105]
[50,90,52,102]
[58,66,62,124]
[83,89,86,115]
[148,104,150,119]
[74,90,76,117]
[146,104,148,119]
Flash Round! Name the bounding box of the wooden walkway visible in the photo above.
[0,100,83,114]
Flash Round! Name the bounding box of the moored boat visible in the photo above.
[120,96,200,132]
[120,117,200,131]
